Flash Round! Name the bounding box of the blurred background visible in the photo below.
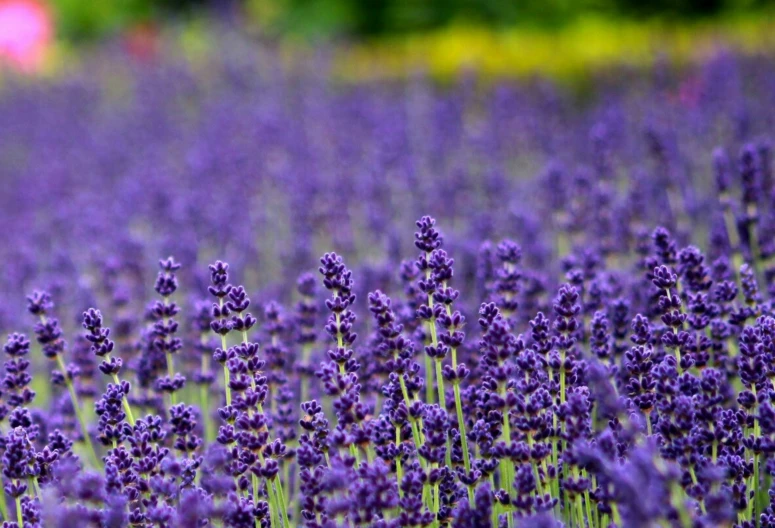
[3,0,775,80]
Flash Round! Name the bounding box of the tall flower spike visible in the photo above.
[414,216,445,408]
[3,333,34,410]
[317,252,362,465]
[152,257,185,407]
[29,292,100,469]
[191,300,215,443]
[83,308,135,427]
[209,261,234,406]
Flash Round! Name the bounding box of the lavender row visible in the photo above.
[0,203,771,527]
[2,43,775,527]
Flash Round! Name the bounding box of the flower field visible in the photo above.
[1,37,775,527]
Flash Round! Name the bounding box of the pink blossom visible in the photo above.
[0,0,52,71]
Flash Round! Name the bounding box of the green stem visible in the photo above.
[560,351,566,405]
[397,366,426,469]
[56,354,101,468]
[646,412,652,436]
[434,359,452,469]
[257,451,279,527]
[274,475,291,528]
[31,477,40,499]
[753,384,761,522]
[252,473,261,528]
[431,467,440,528]
[396,426,404,498]
[670,481,692,527]
[452,383,471,473]
[267,480,279,528]
[559,350,567,506]
[200,384,213,443]
[584,484,594,528]
[219,298,232,406]
[611,502,622,526]
[576,495,585,528]
[14,495,21,525]
[334,311,346,376]
[0,476,7,521]
[425,355,434,405]
[200,334,214,443]
[300,343,311,405]
[501,386,515,499]
[111,373,136,426]
[424,261,437,405]
[527,435,540,497]
[166,351,176,407]
[221,339,231,406]
[572,466,585,527]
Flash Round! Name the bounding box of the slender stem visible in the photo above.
[200,383,212,443]
[583,475,594,528]
[14,495,21,525]
[55,354,101,468]
[465,485,475,511]
[111,373,136,426]
[646,412,653,437]
[426,278,455,472]
[424,354,434,405]
[500,385,514,499]
[571,465,585,527]
[670,481,692,527]
[267,480,279,528]
[0,476,7,521]
[334,312,345,376]
[251,473,261,528]
[558,352,566,510]
[560,350,566,404]
[166,351,176,407]
[259,451,279,527]
[199,334,214,443]
[300,343,311,405]
[434,359,452,469]
[424,261,437,405]
[752,385,761,522]
[527,434,541,497]
[432,477,440,528]
[219,299,232,406]
[274,475,291,528]
[434,359,447,413]
[576,495,585,528]
[222,362,231,406]
[283,461,291,506]
[611,502,621,526]
[397,364,426,468]
[395,426,403,498]
[452,383,471,473]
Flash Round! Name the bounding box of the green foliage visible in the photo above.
[263,0,775,36]
[44,0,775,41]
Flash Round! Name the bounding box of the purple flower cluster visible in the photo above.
[3,42,775,527]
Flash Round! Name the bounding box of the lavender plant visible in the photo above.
[5,39,775,526]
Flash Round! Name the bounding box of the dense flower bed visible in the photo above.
[0,47,775,527]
